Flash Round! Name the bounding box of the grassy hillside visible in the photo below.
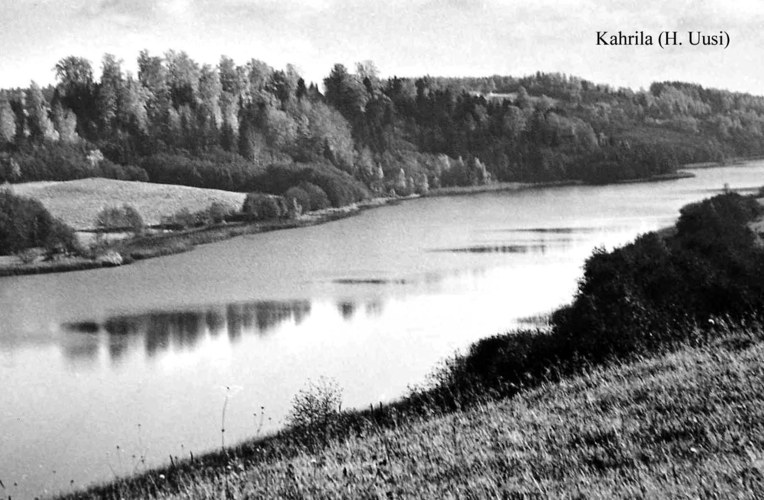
[9,178,246,230]
[61,325,764,499]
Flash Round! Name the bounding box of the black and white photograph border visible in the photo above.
[1,0,764,498]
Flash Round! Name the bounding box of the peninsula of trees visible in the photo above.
[2,51,764,199]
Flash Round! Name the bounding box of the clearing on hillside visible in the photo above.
[7,178,247,230]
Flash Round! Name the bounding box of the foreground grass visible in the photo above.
[9,178,246,230]
[62,327,764,499]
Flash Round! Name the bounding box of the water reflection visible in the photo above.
[498,226,605,234]
[364,300,384,317]
[60,335,100,366]
[331,266,490,289]
[337,301,357,319]
[58,296,401,367]
[334,278,409,285]
[436,244,547,254]
[62,299,312,364]
[432,241,569,254]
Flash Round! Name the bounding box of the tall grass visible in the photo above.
[58,323,764,499]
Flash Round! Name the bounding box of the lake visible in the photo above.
[2,163,763,498]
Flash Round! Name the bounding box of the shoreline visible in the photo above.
[2,159,757,279]
[0,197,397,278]
[423,169,703,197]
[682,155,764,170]
[612,170,695,184]
[423,179,583,197]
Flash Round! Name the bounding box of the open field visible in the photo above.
[7,178,247,230]
[60,326,764,499]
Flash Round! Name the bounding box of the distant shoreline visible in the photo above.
[612,170,695,184]
[423,169,698,196]
[682,155,764,169]
[424,179,583,197]
[1,159,757,278]
[0,197,395,278]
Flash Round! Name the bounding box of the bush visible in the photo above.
[242,193,285,221]
[298,182,331,210]
[206,202,232,224]
[95,204,145,235]
[160,208,197,230]
[287,377,343,431]
[552,193,764,361]
[428,193,764,406]
[160,203,235,229]
[284,186,311,213]
[250,162,368,208]
[304,164,368,207]
[17,248,40,264]
[0,190,78,255]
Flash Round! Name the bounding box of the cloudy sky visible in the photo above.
[1,0,762,93]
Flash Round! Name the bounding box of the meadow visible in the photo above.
[8,178,246,230]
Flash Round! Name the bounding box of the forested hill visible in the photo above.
[2,53,764,203]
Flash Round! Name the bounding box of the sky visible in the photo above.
[1,0,763,94]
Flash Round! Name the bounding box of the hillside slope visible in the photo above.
[9,178,246,230]
[63,326,764,499]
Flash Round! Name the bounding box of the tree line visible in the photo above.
[2,53,764,197]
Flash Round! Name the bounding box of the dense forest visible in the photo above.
[2,52,764,201]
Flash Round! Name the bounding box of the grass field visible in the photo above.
[62,325,764,499]
[8,178,246,230]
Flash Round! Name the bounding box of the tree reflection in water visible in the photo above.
[61,300,313,364]
[59,265,490,366]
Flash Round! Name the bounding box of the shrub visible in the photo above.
[552,193,764,361]
[284,186,311,213]
[250,162,368,208]
[429,193,764,406]
[206,202,232,224]
[95,204,145,235]
[17,248,40,264]
[242,193,284,221]
[298,182,331,210]
[305,165,368,207]
[161,208,197,230]
[0,190,78,255]
[287,377,343,431]
[160,203,235,229]
[44,219,79,255]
